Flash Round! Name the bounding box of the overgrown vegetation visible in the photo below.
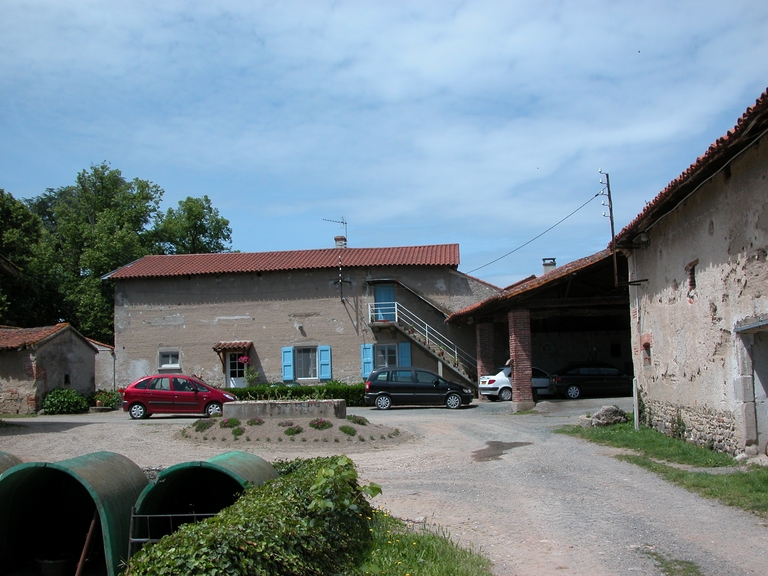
[229,381,366,406]
[558,420,768,516]
[42,388,89,414]
[346,414,369,426]
[125,456,380,575]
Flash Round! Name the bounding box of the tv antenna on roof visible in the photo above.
[323,217,348,241]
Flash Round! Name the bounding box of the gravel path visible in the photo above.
[2,398,767,575]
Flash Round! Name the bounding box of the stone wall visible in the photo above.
[644,397,739,455]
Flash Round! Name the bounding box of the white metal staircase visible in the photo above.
[367,302,477,384]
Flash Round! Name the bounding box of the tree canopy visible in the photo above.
[0,163,232,343]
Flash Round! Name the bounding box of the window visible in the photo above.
[159,351,180,371]
[375,344,397,368]
[282,346,332,381]
[295,347,318,379]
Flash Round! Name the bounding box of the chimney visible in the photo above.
[542,258,556,275]
[334,235,348,248]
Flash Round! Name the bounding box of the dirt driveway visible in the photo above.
[2,398,768,575]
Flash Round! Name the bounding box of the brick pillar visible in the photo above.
[475,322,495,380]
[508,309,533,403]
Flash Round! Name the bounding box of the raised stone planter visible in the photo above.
[223,399,347,420]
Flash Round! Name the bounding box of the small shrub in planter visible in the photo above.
[193,419,215,433]
[219,417,241,429]
[309,418,333,430]
[284,425,303,436]
[346,415,368,426]
[232,426,245,439]
[247,417,264,426]
[339,425,357,437]
[89,389,122,409]
[42,388,89,414]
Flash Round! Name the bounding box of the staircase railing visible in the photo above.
[367,302,476,376]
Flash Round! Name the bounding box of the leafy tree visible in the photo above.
[154,195,232,254]
[0,189,65,326]
[17,162,234,343]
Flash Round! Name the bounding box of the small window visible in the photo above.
[415,371,436,384]
[642,343,652,366]
[159,351,180,370]
[375,344,397,368]
[228,353,245,378]
[295,347,318,379]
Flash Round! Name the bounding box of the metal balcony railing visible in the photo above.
[367,302,476,373]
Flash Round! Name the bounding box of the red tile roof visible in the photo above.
[0,323,71,351]
[615,87,768,245]
[212,341,253,353]
[105,244,460,280]
[447,249,612,321]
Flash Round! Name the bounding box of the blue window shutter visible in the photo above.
[318,345,332,380]
[398,341,411,367]
[361,344,374,378]
[282,347,294,381]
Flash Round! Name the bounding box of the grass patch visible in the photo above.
[556,421,734,468]
[620,455,768,516]
[639,548,704,576]
[351,509,493,576]
[559,420,768,517]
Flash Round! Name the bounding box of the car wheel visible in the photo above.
[129,403,147,419]
[445,393,462,409]
[205,402,223,417]
[499,388,513,402]
[375,395,392,410]
[565,385,581,399]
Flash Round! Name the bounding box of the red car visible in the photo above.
[120,374,237,419]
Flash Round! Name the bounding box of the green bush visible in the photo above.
[219,417,241,429]
[229,382,366,406]
[125,456,380,576]
[309,418,333,430]
[193,419,215,433]
[247,417,264,426]
[346,415,368,426]
[89,389,122,408]
[232,426,245,439]
[42,388,89,414]
[284,425,304,436]
[339,425,357,437]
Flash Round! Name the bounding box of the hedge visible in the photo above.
[125,456,380,576]
[229,381,366,407]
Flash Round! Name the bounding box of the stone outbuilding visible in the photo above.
[615,88,768,455]
[447,250,632,409]
[0,323,98,414]
[104,241,499,388]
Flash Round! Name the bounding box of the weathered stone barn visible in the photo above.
[616,88,768,455]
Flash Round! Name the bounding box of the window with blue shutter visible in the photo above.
[281,347,294,381]
[398,341,411,367]
[318,345,332,380]
[361,344,374,378]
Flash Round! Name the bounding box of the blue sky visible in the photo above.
[2,1,767,288]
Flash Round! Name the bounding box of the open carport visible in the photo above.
[0,451,148,576]
[129,451,278,557]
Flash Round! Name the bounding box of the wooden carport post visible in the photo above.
[508,308,535,411]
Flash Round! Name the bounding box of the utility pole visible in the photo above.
[599,169,618,288]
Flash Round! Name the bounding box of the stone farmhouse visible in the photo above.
[104,239,499,389]
[615,88,768,455]
[0,323,97,414]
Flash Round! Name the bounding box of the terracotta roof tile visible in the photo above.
[447,250,611,321]
[0,323,71,350]
[105,244,460,280]
[616,87,768,244]
[212,341,253,352]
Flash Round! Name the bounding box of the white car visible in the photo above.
[478,367,551,401]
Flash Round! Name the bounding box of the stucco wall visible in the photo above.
[627,134,768,454]
[113,264,496,387]
[0,331,96,414]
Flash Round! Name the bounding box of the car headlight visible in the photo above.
[462,388,472,394]
[223,394,236,400]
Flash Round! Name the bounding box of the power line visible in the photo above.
[466,191,601,274]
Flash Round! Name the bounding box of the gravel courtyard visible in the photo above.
[2,397,768,575]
